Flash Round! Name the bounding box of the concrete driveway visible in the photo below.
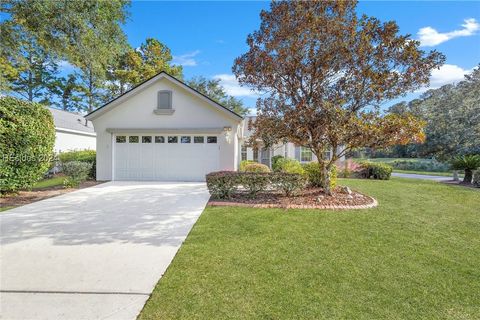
[0,181,210,320]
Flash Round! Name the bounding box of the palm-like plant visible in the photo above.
[450,155,480,184]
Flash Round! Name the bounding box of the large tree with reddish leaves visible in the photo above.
[233,1,444,194]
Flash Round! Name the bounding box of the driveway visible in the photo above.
[0,181,210,320]
[391,172,451,181]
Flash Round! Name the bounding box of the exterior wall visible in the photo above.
[54,130,96,153]
[91,78,241,181]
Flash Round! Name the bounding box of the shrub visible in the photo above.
[0,97,55,193]
[59,150,96,179]
[244,163,270,173]
[450,155,480,184]
[271,172,306,196]
[240,172,271,198]
[302,162,337,190]
[275,158,305,175]
[391,159,450,172]
[271,155,284,171]
[62,161,92,188]
[239,160,256,171]
[358,162,392,180]
[206,171,239,199]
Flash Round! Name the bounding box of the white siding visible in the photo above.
[54,130,96,153]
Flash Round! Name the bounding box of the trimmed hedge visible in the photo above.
[302,162,337,190]
[206,171,306,199]
[358,161,392,180]
[239,160,256,171]
[244,163,270,173]
[0,97,55,193]
[59,150,96,179]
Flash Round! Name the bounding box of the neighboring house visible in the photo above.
[240,116,340,167]
[85,72,243,181]
[49,107,96,153]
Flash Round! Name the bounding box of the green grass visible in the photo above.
[0,206,15,212]
[139,178,479,320]
[32,176,64,189]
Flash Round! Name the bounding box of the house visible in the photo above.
[240,116,338,167]
[49,107,96,153]
[85,72,243,181]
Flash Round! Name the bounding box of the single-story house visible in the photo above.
[85,72,244,181]
[240,116,338,167]
[49,107,96,153]
[85,72,339,181]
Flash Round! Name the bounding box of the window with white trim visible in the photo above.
[241,145,247,161]
[194,136,204,143]
[116,136,126,143]
[300,146,312,162]
[158,90,172,109]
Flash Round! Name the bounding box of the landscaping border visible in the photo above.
[208,195,378,210]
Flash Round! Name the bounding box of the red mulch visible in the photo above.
[209,187,377,210]
[0,180,102,209]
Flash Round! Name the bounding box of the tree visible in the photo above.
[50,74,82,111]
[386,66,480,160]
[233,1,444,194]
[1,0,131,112]
[108,39,183,97]
[187,76,249,116]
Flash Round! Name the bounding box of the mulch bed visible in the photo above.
[0,180,102,209]
[209,187,377,210]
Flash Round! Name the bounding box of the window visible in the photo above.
[142,136,152,143]
[300,146,312,162]
[207,136,217,143]
[158,90,172,109]
[129,136,139,143]
[241,145,247,161]
[155,136,165,143]
[194,136,204,143]
[168,136,178,143]
[181,136,191,143]
[116,136,126,143]
[253,148,258,162]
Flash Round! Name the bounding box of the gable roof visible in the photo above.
[85,71,244,121]
[49,107,95,134]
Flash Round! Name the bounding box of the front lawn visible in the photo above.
[140,178,479,319]
[32,176,64,189]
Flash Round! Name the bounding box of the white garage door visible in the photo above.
[113,134,220,181]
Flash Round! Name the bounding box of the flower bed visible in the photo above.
[206,171,377,210]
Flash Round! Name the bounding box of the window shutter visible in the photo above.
[158,91,172,109]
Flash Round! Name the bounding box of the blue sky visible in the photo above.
[111,1,479,112]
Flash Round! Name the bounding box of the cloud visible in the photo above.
[58,60,75,72]
[213,74,260,97]
[416,64,473,92]
[172,50,200,67]
[418,18,480,46]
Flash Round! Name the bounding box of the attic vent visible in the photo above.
[158,90,172,109]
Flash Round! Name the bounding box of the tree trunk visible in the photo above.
[322,164,332,195]
[463,169,473,184]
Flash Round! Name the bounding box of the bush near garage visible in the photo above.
[206,171,240,199]
[357,161,393,180]
[271,155,284,171]
[59,150,96,179]
[239,160,257,171]
[62,161,92,188]
[302,162,337,190]
[274,158,305,175]
[244,163,271,173]
[0,97,55,194]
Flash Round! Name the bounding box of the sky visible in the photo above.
[105,1,480,113]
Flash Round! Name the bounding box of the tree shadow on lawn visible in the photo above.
[0,182,209,247]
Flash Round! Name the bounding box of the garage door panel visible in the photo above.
[114,134,219,181]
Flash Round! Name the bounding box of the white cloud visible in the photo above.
[58,60,75,71]
[172,50,200,67]
[418,18,480,46]
[213,74,260,97]
[417,64,473,92]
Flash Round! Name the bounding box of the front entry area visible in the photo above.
[113,134,220,181]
